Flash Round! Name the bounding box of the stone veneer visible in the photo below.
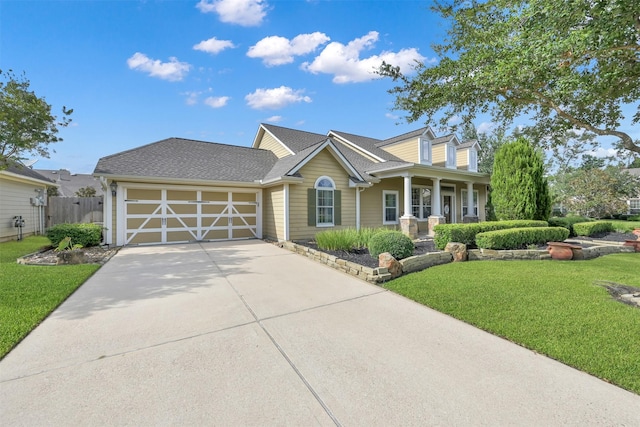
[278,241,635,285]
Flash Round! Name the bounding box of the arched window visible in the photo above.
[314,176,335,226]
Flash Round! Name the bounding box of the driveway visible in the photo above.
[1,240,639,425]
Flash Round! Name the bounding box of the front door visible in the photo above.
[443,195,452,224]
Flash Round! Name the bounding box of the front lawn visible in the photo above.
[386,253,640,395]
[0,236,100,359]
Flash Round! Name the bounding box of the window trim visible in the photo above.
[411,186,432,220]
[446,144,457,169]
[314,176,335,227]
[419,137,432,165]
[461,189,479,217]
[382,190,399,225]
[468,149,478,172]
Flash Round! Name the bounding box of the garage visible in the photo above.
[121,186,261,245]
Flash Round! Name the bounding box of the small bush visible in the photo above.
[548,216,591,237]
[367,231,414,260]
[46,223,102,248]
[572,221,614,237]
[315,227,386,252]
[627,214,640,221]
[433,220,548,250]
[476,227,570,250]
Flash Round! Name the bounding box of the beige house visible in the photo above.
[94,124,490,246]
[0,164,52,242]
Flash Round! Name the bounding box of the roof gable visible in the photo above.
[377,127,435,147]
[328,130,403,163]
[254,123,326,155]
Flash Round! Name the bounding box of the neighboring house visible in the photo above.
[36,169,104,197]
[94,124,490,246]
[0,163,54,242]
[625,168,640,215]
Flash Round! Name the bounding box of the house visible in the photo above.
[35,169,104,197]
[0,163,54,242]
[93,124,490,246]
[625,168,640,215]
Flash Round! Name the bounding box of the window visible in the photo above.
[468,149,478,172]
[461,189,479,216]
[630,199,640,214]
[419,137,431,165]
[446,144,457,168]
[383,190,399,224]
[315,176,334,226]
[412,187,432,219]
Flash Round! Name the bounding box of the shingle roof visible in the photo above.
[328,130,403,162]
[378,127,429,147]
[3,162,54,184]
[94,137,278,183]
[261,123,327,154]
[456,140,479,150]
[36,169,104,196]
[431,134,457,145]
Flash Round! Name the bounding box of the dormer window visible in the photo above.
[419,137,431,165]
[446,144,457,169]
[468,148,478,172]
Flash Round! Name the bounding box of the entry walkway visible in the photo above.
[1,240,639,425]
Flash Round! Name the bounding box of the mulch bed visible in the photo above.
[18,246,120,265]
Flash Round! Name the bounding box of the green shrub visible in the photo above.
[315,227,386,252]
[548,216,591,237]
[433,220,548,250]
[572,221,614,237]
[367,231,414,260]
[628,214,640,221]
[475,227,569,250]
[46,223,102,248]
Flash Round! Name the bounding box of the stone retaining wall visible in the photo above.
[278,241,635,285]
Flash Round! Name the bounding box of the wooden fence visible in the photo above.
[46,196,103,227]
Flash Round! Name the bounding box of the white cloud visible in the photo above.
[447,115,463,126]
[127,52,190,81]
[193,37,236,54]
[476,122,495,134]
[587,147,617,158]
[247,32,330,66]
[196,0,267,27]
[301,31,426,83]
[264,115,283,123]
[385,112,399,120]
[245,86,311,110]
[204,96,230,108]
[183,91,201,105]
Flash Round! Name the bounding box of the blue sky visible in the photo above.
[2,0,634,173]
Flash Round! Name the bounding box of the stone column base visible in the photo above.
[463,215,479,224]
[400,216,418,239]
[427,215,445,236]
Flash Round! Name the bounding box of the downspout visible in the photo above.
[283,183,290,241]
[99,177,112,246]
[356,187,365,231]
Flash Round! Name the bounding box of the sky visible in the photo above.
[1,0,635,174]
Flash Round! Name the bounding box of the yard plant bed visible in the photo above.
[386,253,640,395]
[18,245,119,265]
[292,239,437,269]
[0,237,101,359]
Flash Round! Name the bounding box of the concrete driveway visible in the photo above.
[1,240,639,426]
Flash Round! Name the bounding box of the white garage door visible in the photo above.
[122,187,260,245]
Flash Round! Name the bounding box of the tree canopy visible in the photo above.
[0,70,72,169]
[380,0,640,155]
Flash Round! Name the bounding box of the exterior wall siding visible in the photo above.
[262,185,284,240]
[432,145,446,167]
[256,132,291,159]
[457,149,469,170]
[288,150,357,240]
[381,140,419,163]
[359,177,404,230]
[0,177,47,242]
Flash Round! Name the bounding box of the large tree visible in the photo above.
[0,69,72,169]
[491,138,551,220]
[380,0,640,155]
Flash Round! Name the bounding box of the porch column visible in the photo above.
[428,177,445,236]
[400,175,418,239]
[464,181,478,223]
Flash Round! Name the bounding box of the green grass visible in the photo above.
[0,236,100,358]
[605,220,640,233]
[314,227,387,251]
[386,254,640,394]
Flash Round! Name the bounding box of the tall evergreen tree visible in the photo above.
[491,138,551,221]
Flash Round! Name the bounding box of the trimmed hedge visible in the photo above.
[433,220,549,250]
[475,227,570,250]
[367,230,414,260]
[46,223,102,248]
[572,221,614,237]
[548,216,591,237]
